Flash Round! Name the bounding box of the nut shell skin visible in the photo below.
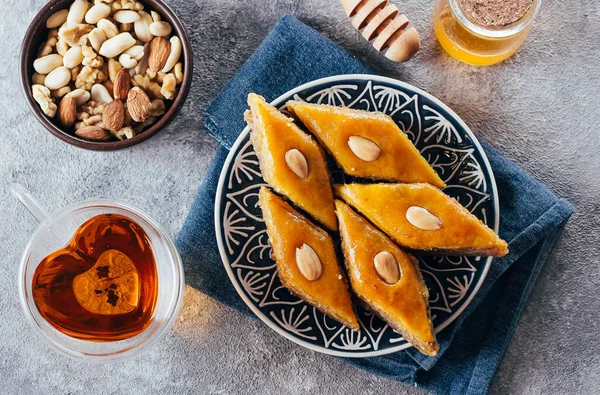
[75,126,111,141]
[113,68,131,100]
[127,87,152,123]
[102,99,125,132]
[58,96,77,127]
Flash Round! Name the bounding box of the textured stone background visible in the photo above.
[1,0,599,394]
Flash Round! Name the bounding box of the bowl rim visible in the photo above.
[20,0,193,151]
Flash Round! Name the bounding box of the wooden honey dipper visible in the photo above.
[340,0,420,62]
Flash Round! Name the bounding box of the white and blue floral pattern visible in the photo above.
[215,75,499,357]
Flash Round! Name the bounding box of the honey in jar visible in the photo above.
[32,214,158,341]
[434,0,540,66]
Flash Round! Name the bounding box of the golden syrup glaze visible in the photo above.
[259,187,358,330]
[335,200,437,349]
[287,101,445,188]
[248,94,337,231]
[335,183,508,256]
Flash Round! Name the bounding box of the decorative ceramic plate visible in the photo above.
[215,75,499,357]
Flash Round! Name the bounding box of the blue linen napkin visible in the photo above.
[176,15,574,394]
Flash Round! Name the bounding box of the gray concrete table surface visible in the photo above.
[1,0,598,393]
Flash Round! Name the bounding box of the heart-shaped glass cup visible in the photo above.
[12,184,184,363]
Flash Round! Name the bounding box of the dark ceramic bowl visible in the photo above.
[21,0,193,151]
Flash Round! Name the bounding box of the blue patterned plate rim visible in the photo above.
[214,74,500,358]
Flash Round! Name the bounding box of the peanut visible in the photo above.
[119,53,137,69]
[84,3,110,24]
[99,32,136,58]
[108,58,123,81]
[66,89,91,107]
[44,66,71,90]
[114,10,140,23]
[67,0,90,25]
[34,54,63,74]
[71,66,80,82]
[119,23,133,32]
[56,40,70,56]
[124,45,144,60]
[38,37,57,57]
[174,62,183,84]
[32,73,47,85]
[46,9,69,28]
[97,19,119,39]
[63,46,84,69]
[52,86,72,99]
[133,11,153,43]
[149,21,172,37]
[91,83,113,103]
[88,28,107,53]
[162,36,181,73]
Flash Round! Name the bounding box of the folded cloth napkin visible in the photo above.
[176,15,574,394]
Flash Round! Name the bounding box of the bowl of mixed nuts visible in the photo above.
[21,0,192,150]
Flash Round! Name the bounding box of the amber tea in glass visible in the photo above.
[32,214,158,341]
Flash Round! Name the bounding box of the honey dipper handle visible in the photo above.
[10,183,50,223]
[340,0,421,62]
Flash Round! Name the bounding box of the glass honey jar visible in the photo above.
[434,0,541,66]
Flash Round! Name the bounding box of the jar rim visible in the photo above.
[449,0,542,38]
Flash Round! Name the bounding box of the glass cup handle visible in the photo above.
[10,183,50,224]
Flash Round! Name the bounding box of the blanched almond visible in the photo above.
[406,206,442,231]
[295,243,322,281]
[374,251,400,284]
[348,135,381,161]
[285,149,309,179]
